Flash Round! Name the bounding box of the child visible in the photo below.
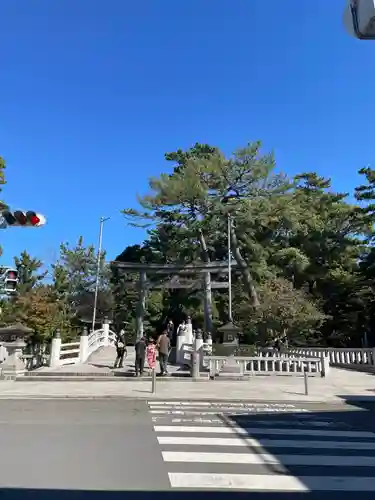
[147,337,157,371]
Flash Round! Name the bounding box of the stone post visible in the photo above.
[102,316,109,347]
[206,331,213,354]
[186,316,193,345]
[176,323,187,365]
[0,344,7,363]
[79,327,89,363]
[194,329,204,370]
[49,329,62,368]
[319,353,330,377]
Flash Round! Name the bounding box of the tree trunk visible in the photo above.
[229,224,260,307]
[198,229,213,335]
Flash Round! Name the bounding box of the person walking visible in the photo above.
[135,336,147,376]
[166,319,174,342]
[114,332,126,368]
[147,337,157,373]
[157,330,170,376]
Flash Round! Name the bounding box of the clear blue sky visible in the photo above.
[0,0,373,269]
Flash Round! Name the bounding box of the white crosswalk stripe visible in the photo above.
[148,399,375,492]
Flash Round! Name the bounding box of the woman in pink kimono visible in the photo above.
[147,338,157,371]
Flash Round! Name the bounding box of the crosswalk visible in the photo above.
[148,399,375,492]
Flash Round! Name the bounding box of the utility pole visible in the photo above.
[91,216,110,333]
[228,213,233,322]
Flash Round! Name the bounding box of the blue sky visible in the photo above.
[0,0,373,269]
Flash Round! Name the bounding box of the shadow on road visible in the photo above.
[0,489,375,500]
[217,395,375,498]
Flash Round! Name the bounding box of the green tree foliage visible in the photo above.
[52,236,112,324]
[117,141,375,347]
[14,250,47,295]
[4,143,375,350]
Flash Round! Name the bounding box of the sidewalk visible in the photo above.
[1,368,374,403]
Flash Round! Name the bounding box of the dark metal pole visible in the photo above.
[92,216,110,333]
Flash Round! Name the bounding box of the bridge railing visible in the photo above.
[48,318,117,368]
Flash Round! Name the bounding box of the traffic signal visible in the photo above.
[0,268,18,294]
[1,210,46,227]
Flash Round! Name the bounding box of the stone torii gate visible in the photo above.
[110,260,237,339]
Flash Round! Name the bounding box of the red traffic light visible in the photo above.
[26,211,40,226]
[1,209,46,228]
[7,271,16,279]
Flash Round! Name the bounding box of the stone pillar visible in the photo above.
[102,317,109,347]
[79,327,89,363]
[0,344,7,362]
[1,340,26,379]
[206,331,213,355]
[176,324,187,365]
[49,329,62,368]
[194,329,204,370]
[185,316,193,345]
[320,353,330,377]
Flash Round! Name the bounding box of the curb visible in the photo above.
[0,394,369,404]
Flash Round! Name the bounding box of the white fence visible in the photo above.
[205,355,329,379]
[256,347,375,367]
[180,342,375,378]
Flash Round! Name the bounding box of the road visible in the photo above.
[0,397,375,499]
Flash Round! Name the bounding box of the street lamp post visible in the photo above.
[91,216,110,333]
[227,213,233,322]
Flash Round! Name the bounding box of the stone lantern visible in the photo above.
[216,321,243,373]
[0,323,33,379]
[219,321,241,345]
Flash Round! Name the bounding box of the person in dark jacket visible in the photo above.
[166,319,174,341]
[135,336,147,376]
[157,330,170,376]
[114,333,126,368]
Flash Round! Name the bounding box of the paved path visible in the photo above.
[148,399,375,494]
[41,346,183,376]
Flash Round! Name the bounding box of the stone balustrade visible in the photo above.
[205,355,328,379]
[257,347,375,367]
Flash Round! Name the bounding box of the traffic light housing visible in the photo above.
[0,268,18,294]
[1,210,46,227]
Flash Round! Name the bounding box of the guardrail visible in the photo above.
[205,355,329,379]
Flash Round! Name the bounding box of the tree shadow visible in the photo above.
[216,395,375,498]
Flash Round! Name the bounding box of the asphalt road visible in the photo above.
[0,398,374,500]
[0,399,169,491]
